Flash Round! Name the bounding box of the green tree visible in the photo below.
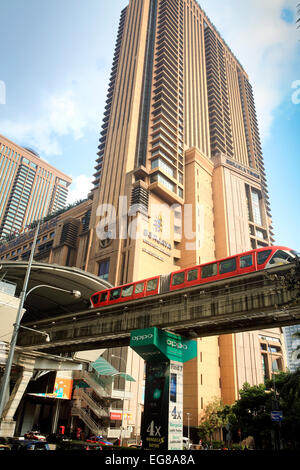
[267,370,300,449]
[197,398,227,443]
[230,382,273,449]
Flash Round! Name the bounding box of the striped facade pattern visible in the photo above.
[0,135,71,240]
[89,0,274,283]
[93,0,271,221]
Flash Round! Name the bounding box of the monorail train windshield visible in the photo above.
[291,250,300,258]
[267,248,300,266]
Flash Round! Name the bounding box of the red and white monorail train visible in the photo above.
[90,246,299,309]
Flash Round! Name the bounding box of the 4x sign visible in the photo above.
[147,420,162,436]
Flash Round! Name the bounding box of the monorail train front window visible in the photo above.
[291,250,300,258]
[269,250,295,265]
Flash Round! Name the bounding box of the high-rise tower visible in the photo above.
[86,0,283,428]
[0,134,72,240]
[89,0,273,277]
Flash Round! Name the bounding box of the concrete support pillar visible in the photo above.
[51,399,61,434]
[0,355,35,437]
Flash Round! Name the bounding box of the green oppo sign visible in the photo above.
[130,327,197,363]
[131,328,197,450]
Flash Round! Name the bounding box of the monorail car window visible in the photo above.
[187,268,198,281]
[240,254,253,268]
[134,282,145,294]
[201,263,217,279]
[100,292,108,302]
[269,250,294,264]
[172,271,185,286]
[121,285,134,297]
[219,258,237,274]
[146,278,158,292]
[91,294,99,304]
[257,249,272,265]
[110,288,121,300]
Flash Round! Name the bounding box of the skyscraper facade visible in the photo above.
[85,0,285,427]
[90,0,273,276]
[0,134,72,240]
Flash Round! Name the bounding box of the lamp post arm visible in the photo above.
[25,284,80,300]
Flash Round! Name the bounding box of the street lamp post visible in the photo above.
[0,221,82,421]
[112,354,127,446]
[186,412,191,446]
[263,336,281,450]
[0,222,40,420]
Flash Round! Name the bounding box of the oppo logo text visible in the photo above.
[132,334,153,341]
[167,339,187,350]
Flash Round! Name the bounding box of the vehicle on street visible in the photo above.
[86,435,113,446]
[0,444,11,451]
[182,437,192,449]
[24,430,46,441]
[10,440,50,450]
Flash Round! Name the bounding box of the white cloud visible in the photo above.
[67,174,93,204]
[0,67,108,157]
[200,0,299,141]
[1,0,298,155]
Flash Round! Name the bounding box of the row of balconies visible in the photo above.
[93,7,128,187]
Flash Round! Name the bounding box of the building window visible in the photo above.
[251,188,262,225]
[151,158,175,178]
[150,173,175,193]
[98,259,110,280]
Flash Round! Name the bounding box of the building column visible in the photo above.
[0,355,35,437]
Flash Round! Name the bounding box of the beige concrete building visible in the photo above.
[85,0,282,431]
[0,134,72,240]
[0,0,286,438]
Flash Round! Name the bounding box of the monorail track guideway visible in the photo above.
[17,261,300,354]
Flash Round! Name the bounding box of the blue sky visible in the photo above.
[0,0,299,251]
